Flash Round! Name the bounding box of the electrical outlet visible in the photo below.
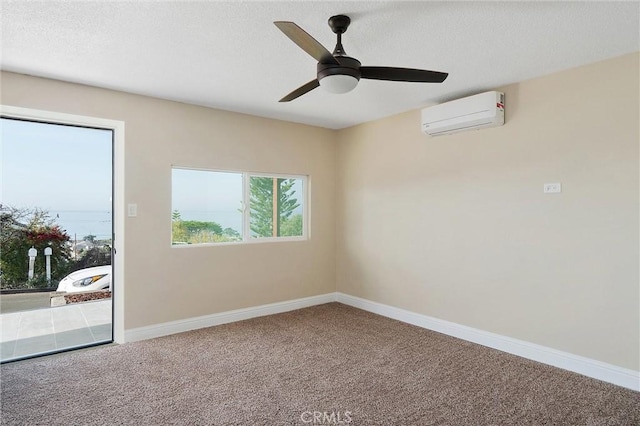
[544,183,561,194]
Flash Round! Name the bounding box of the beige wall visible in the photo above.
[335,53,639,370]
[1,72,337,329]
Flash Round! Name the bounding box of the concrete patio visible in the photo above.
[0,299,112,362]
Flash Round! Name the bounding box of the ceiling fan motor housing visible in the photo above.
[317,56,362,82]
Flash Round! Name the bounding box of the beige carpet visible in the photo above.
[1,303,638,425]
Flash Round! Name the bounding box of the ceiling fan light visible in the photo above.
[319,74,359,94]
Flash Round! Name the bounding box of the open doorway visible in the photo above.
[1,114,117,362]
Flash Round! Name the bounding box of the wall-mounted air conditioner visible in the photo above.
[421,91,505,136]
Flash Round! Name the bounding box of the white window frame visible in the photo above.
[171,167,308,247]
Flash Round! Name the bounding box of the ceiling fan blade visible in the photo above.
[279,79,320,102]
[360,67,448,83]
[274,21,340,65]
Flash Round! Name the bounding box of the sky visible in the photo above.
[1,117,112,212]
[172,168,243,213]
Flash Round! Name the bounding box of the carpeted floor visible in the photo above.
[1,303,638,425]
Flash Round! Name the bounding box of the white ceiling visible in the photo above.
[1,1,638,129]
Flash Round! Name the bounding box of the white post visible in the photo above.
[28,247,38,280]
[44,247,53,283]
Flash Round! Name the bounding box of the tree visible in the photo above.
[71,246,111,271]
[280,214,303,237]
[180,220,223,236]
[249,177,300,237]
[83,234,97,243]
[0,205,72,289]
[171,210,230,244]
[223,227,241,241]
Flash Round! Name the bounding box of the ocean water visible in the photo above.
[50,210,113,241]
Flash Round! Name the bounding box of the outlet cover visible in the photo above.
[544,183,562,194]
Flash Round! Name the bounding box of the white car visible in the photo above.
[56,265,111,293]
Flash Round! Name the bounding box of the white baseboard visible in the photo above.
[124,291,639,391]
[124,293,335,343]
[335,292,640,392]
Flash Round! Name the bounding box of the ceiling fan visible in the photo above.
[274,15,448,102]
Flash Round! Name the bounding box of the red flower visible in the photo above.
[26,226,70,244]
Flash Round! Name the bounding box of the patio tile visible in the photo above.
[1,299,112,361]
[13,334,56,358]
[1,340,17,360]
[51,305,88,333]
[89,324,113,342]
[80,301,112,327]
[0,312,22,342]
[55,327,96,348]
[17,310,53,339]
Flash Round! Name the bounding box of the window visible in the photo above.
[171,168,307,245]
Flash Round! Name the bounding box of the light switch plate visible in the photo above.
[127,203,138,217]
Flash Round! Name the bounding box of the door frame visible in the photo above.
[0,105,125,344]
